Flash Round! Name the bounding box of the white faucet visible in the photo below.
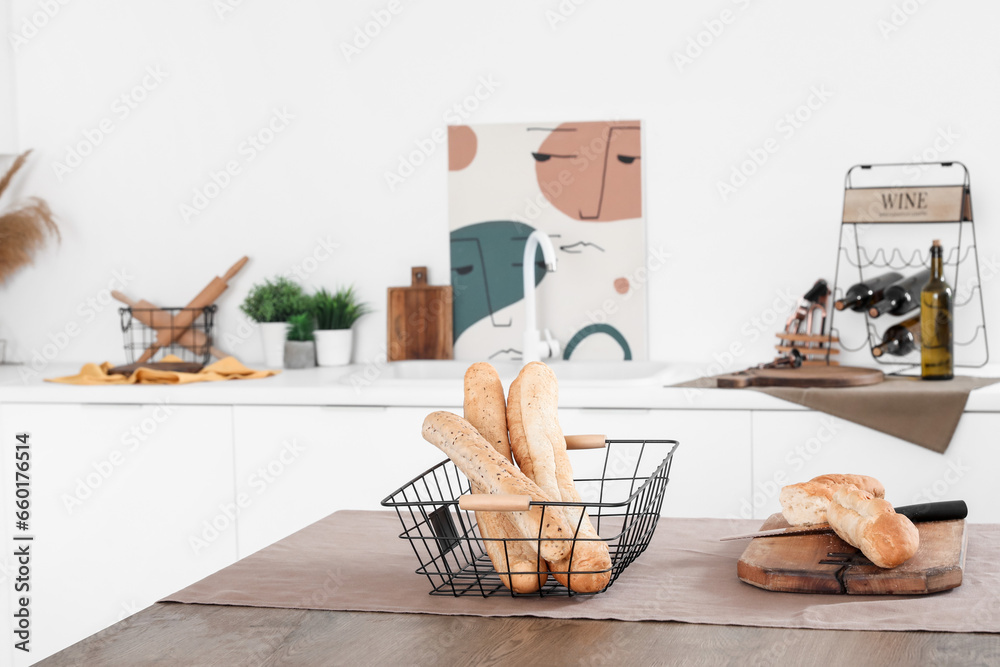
[521,230,560,364]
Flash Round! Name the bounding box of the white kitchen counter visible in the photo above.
[3,362,1000,411]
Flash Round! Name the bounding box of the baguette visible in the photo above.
[509,362,612,593]
[780,474,885,525]
[810,474,885,498]
[464,363,548,593]
[826,485,920,568]
[421,411,574,563]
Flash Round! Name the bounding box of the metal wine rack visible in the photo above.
[826,162,989,371]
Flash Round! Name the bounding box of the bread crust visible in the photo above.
[810,474,885,499]
[421,410,573,563]
[463,363,548,593]
[826,485,920,568]
[780,474,886,525]
[507,371,561,503]
[509,363,612,593]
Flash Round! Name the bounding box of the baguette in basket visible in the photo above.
[463,363,548,593]
[508,362,613,593]
[421,410,575,564]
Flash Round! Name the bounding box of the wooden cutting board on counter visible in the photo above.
[738,513,967,594]
[387,267,453,361]
[717,366,884,389]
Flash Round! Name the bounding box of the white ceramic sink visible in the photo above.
[362,360,678,387]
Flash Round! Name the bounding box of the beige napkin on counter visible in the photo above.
[46,355,280,385]
[675,375,1000,453]
[162,510,1000,634]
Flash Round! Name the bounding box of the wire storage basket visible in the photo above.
[119,305,217,368]
[382,439,678,598]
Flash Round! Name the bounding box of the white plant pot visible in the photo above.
[315,329,354,366]
[259,321,288,368]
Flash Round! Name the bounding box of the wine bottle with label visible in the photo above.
[921,240,954,380]
[868,268,931,318]
[834,270,903,312]
[872,315,921,357]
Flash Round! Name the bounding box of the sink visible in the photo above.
[357,360,678,387]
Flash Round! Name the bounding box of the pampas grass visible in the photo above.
[0,150,59,284]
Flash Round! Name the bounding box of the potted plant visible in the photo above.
[239,276,309,367]
[284,312,316,369]
[313,286,370,366]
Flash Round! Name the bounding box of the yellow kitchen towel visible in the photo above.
[46,355,280,385]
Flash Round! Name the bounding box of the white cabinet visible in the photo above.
[232,405,448,557]
[0,403,235,665]
[750,411,1000,522]
[558,409,752,519]
[2,392,995,663]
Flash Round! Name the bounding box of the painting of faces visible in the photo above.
[448,121,647,362]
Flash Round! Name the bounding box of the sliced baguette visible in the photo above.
[827,485,920,568]
[780,474,885,526]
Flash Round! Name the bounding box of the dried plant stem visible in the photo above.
[0,149,31,201]
[0,150,61,284]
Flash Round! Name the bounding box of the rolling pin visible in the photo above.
[135,256,249,363]
[112,291,230,361]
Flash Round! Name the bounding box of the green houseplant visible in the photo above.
[313,286,371,366]
[240,276,309,367]
[283,312,316,369]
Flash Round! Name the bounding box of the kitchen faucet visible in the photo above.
[521,230,560,364]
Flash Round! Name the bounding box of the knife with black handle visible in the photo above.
[719,500,968,541]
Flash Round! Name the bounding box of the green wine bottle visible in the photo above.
[920,240,953,380]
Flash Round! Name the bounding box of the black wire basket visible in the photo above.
[382,439,678,597]
[119,305,217,368]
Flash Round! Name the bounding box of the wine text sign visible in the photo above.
[843,186,969,224]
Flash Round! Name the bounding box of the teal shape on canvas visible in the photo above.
[450,221,547,342]
[563,323,632,360]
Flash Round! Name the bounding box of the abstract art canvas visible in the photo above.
[448,120,647,362]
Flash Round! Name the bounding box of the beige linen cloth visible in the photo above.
[46,355,279,385]
[163,510,1000,633]
[675,375,1000,453]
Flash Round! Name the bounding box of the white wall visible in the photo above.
[2,0,998,374]
[0,0,17,152]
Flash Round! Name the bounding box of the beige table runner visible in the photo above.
[675,375,1000,453]
[163,511,1000,633]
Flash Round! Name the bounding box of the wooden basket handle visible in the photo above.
[458,494,531,512]
[565,434,607,450]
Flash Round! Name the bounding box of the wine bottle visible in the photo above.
[921,240,954,380]
[872,315,921,357]
[834,271,903,312]
[868,268,931,318]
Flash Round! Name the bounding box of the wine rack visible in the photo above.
[826,162,989,371]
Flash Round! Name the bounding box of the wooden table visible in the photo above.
[38,602,1000,666]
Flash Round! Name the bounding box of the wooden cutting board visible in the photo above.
[717,365,884,389]
[737,513,967,594]
[108,361,205,376]
[387,267,453,361]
